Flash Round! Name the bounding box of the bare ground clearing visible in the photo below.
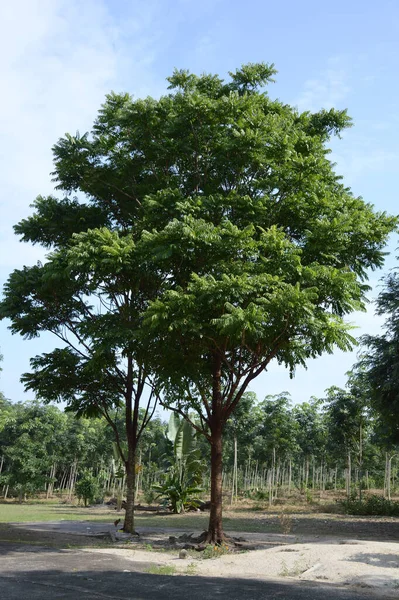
[0,501,398,597]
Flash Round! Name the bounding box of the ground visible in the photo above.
[0,497,398,598]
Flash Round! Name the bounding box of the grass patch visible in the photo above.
[0,502,278,533]
[279,558,309,577]
[185,562,197,575]
[146,565,176,575]
[0,502,113,523]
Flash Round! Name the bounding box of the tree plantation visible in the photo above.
[0,64,398,543]
[0,390,398,515]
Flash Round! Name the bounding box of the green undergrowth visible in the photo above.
[340,494,399,516]
[146,565,176,575]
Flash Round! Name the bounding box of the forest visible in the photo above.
[1,377,398,516]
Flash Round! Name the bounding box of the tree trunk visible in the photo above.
[124,452,136,533]
[347,451,351,499]
[358,424,363,502]
[230,436,237,505]
[208,422,224,543]
[122,356,138,535]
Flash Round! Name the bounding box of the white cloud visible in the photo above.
[331,146,399,181]
[0,0,166,276]
[296,58,350,112]
[0,0,167,400]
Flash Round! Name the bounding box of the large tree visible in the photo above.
[138,65,395,541]
[0,63,396,542]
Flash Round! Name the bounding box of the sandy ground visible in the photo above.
[3,516,399,597]
[85,537,399,596]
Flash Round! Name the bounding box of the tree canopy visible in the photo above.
[358,268,399,444]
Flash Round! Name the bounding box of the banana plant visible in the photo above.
[153,414,204,513]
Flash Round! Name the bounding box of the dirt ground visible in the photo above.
[1,508,398,544]
[1,504,398,597]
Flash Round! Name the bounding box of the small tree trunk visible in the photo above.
[230,436,237,505]
[384,452,388,498]
[359,424,363,502]
[312,459,315,490]
[271,447,276,502]
[208,423,224,543]
[347,452,351,498]
[275,460,280,499]
[387,454,396,501]
[124,452,136,533]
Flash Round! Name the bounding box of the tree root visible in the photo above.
[121,527,140,536]
[177,530,246,550]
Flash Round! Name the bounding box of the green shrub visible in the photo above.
[142,485,157,505]
[340,494,399,516]
[243,488,268,500]
[75,470,100,507]
[202,543,230,559]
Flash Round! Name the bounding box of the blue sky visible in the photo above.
[0,0,398,406]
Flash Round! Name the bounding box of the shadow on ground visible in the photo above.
[0,522,113,553]
[346,552,399,568]
[0,567,390,600]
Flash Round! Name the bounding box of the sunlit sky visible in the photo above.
[0,0,398,406]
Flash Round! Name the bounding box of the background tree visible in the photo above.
[223,392,261,501]
[293,399,327,490]
[0,402,66,501]
[359,267,399,444]
[256,393,298,500]
[324,386,368,499]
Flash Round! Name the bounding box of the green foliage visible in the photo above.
[243,488,268,500]
[256,393,299,463]
[0,401,113,500]
[324,385,368,460]
[0,402,67,498]
[293,399,326,461]
[75,470,101,507]
[153,414,204,513]
[341,494,399,516]
[153,471,203,514]
[224,392,261,466]
[202,543,230,559]
[358,269,399,444]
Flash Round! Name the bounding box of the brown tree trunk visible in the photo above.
[124,452,136,533]
[208,422,224,543]
[207,353,224,544]
[122,356,138,535]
